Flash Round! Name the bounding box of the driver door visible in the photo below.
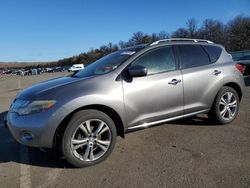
[122,46,184,128]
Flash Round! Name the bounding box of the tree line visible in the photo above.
[57,15,250,67]
[1,15,250,69]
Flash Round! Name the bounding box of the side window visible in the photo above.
[203,45,222,63]
[178,45,211,69]
[131,46,176,75]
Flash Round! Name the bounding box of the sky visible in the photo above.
[0,0,249,62]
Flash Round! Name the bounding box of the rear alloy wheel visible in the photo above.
[62,110,117,167]
[219,92,237,121]
[209,86,239,124]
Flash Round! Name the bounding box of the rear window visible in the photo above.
[203,45,222,62]
[178,45,211,69]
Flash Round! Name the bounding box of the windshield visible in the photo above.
[74,49,138,77]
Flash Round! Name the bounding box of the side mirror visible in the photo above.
[127,65,147,77]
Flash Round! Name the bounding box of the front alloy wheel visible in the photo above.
[62,110,117,167]
[71,119,111,162]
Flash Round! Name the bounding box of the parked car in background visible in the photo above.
[3,70,13,74]
[68,64,84,72]
[53,66,65,72]
[16,70,24,76]
[37,68,44,74]
[236,55,250,76]
[6,38,245,168]
[46,67,54,73]
[23,70,30,76]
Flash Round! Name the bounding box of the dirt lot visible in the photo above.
[0,73,250,188]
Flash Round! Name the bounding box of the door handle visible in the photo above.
[213,70,222,76]
[168,79,181,85]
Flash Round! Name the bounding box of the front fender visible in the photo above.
[43,92,126,148]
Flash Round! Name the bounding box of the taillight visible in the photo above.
[235,63,245,74]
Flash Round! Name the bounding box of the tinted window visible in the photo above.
[203,45,222,62]
[179,45,211,69]
[132,47,176,75]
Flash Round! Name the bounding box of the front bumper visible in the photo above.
[6,110,60,148]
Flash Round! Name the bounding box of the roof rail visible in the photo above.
[150,38,214,46]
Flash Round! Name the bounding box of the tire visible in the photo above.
[209,86,239,125]
[62,110,117,167]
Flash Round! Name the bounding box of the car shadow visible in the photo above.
[170,115,219,126]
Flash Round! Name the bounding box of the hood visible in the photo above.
[16,76,90,100]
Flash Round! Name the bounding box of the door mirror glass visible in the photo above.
[127,65,147,77]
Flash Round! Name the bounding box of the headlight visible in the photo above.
[10,99,56,115]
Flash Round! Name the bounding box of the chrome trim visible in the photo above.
[127,109,209,130]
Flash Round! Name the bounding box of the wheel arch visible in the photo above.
[223,82,243,101]
[53,104,125,148]
[209,81,243,114]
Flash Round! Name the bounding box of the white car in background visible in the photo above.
[68,64,84,72]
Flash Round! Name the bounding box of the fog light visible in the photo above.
[21,132,34,142]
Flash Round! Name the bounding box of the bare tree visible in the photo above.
[226,16,250,51]
[186,18,197,38]
[198,19,225,45]
[130,32,152,45]
[158,31,170,39]
[172,28,189,38]
[118,41,127,49]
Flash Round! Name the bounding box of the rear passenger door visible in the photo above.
[177,44,223,114]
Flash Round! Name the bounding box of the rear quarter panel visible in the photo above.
[220,49,245,95]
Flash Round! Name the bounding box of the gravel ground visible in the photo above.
[0,73,250,188]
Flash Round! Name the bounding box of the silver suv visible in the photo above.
[7,38,245,167]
